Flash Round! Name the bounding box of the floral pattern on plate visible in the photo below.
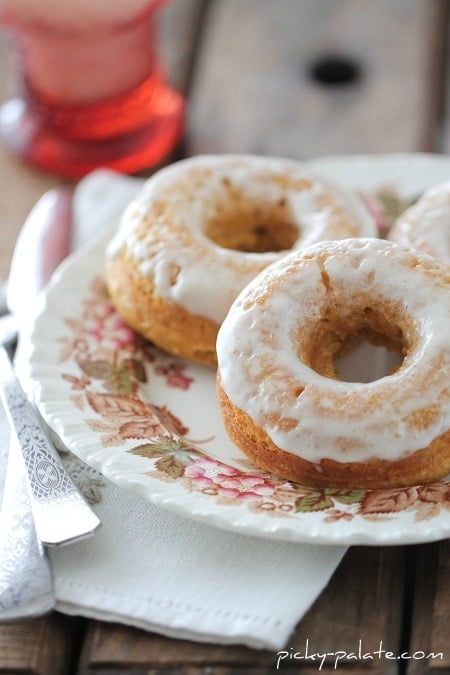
[57,272,449,527]
[22,154,450,545]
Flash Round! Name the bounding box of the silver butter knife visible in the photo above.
[0,189,100,547]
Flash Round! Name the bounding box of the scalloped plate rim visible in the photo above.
[19,153,450,547]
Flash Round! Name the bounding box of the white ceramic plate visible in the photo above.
[22,154,450,545]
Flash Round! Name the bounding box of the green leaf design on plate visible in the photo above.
[128,443,168,459]
[155,454,186,479]
[104,366,137,396]
[295,491,334,512]
[128,437,198,461]
[123,358,147,383]
[376,190,418,223]
[326,488,366,505]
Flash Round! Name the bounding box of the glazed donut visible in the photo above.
[389,180,450,263]
[216,238,450,489]
[105,155,376,366]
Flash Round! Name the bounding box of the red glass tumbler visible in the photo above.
[0,0,184,178]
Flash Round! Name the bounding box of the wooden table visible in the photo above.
[0,1,449,672]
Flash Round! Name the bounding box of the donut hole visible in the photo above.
[305,303,409,383]
[334,329,405,383]
[203,190,299,253]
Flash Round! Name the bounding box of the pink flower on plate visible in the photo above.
[185,457,276,501]
[85,302,135,351]
[166,370,194,389]
[157,363,194,390]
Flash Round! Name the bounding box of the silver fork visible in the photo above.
[0,342,100,547]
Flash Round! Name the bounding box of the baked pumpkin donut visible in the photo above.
[389,180,450,263]
[105,155,376,366]
[216,238,450,489]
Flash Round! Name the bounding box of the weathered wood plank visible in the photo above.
[287,546,407,673]
[0,614,79,675]
[187,0,446,157]
[407,541,450,674]
[430,541,450,666]
[77,547,406,674]
[441,0,450,154]
[160,0,208,94]
[78,621,273,673]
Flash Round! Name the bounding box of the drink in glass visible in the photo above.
[0,0,184,177]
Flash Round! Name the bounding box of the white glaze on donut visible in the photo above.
[389,180,450,263]
[106,155,376,324]
[216,238,450,464]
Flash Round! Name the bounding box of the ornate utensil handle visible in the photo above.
[0,438,54,621]
[0,346,100,546]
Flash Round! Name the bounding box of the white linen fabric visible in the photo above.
[52,472,346,649]
[3,170,347,650]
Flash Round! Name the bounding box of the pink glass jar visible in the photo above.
[0,0,184,177]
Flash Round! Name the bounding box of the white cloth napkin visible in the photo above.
[13,170,347,650]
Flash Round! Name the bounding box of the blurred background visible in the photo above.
[0,0,448,281]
